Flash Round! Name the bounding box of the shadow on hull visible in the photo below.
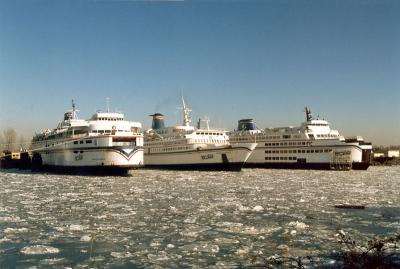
[243,162,370,170]
[33,165,142,176]
[144,162,244,172]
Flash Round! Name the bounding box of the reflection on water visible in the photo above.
[0,167,399,268]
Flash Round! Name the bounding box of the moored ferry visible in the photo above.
[229,107,372,170]
[31,101,144,174]
[144,98,257,171]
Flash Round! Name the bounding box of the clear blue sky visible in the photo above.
[0,0,399,145]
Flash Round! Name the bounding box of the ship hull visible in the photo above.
[31,146,144,175]
[144,144,256,171]
[231,141,371,171]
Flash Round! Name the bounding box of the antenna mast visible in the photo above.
[72,99,77,119]
[106,97,110,113]
[305,106,312,122]
[181,96,192,126]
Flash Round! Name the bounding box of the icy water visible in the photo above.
[0,167,399,268]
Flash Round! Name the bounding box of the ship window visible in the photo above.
[73,151,78,154]
[113,137,136,143]
[80,141,84,144]
[80,151,84,153]
[86,140,92,144]
[74,141,78,144]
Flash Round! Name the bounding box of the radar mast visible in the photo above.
[305,107,312,122]
[180,96,192,127]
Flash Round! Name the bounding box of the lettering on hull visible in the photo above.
[201,154,214,160]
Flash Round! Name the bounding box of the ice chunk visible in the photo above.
[288,221,309,230]
[69,224,87,231]
[39,258,66,265]
[183,216,197,224]
[20,245,60,255]
[0,216,22,223]
[147,251,170,262]
[235,246,251,256]
[110,251,133,258]
[198,244,219,253]
[252,205,264,212]
[80,235,92,242]
[4,227,29,233]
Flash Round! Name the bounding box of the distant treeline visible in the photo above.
[0,128,30,153]
[373,145,400,152]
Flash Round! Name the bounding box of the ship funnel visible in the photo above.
[150,113,165,130]
[64,112,73,121]
[237,119,257,131]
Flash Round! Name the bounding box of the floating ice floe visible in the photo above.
[110,251,133,258]
[4,227,29,233]
[252,205,264,212]
[179,225,211,238]
[288,221,309,229]
[0,216,22,223]
[215,221,243,228]
[197,243,220,253]
[237,205,251,212]
[0,237,12,243]
[214,237,240,245]
[183,216,197,224]
[69,224,88,231]
[235,246,251,256]
[39,258,66,265]
[147,251,170,262]
[20,245,60,255]
[80,235,92,242]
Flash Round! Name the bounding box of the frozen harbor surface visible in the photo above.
[1,166,399,268]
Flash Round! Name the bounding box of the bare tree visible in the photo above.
[18,135,25,151]
[0,132,3,153]
[3,128,17,152]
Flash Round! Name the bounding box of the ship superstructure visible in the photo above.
[144,98,256,171]
[31,101,144,173]
[229,107,372,170]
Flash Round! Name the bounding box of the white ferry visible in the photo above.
[31,101,144,174]
[229,107,372,170]
[144,98,257,171]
